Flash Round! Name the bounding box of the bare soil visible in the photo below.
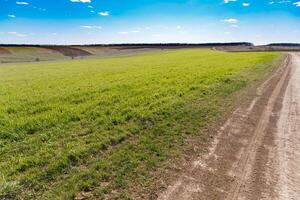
[43,46,92,57]
[0,47,11,54]
[156,53,300,200]
[74,46,159,57]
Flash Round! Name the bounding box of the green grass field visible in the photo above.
[0,49,280,199]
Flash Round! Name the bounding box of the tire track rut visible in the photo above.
[158,53,297,200]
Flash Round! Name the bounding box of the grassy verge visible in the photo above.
[0,49,280,199]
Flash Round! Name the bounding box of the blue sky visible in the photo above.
[0,0,300,44]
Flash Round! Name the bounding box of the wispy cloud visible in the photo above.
[118,30,141,34]
[224,0,237,3]
[118,31,129,34]
[99,11,109,16]
[70,0,91,3]
[131,30,140,33]
[152,34,161,37]
[293,1,300,6]
[16,1,29,5]
[81,25,102,29]
[32,6,46,11]
[8,15,16,18]
[8,32,27,37]
[16,1,45,12]
[278,0,291,3]
[242,2,250,6]
[222,18,239,23]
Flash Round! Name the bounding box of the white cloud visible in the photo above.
[16,1,29,5]
[8,15,16,18]
[8,32,27,37]
[293,1,300,6]
[242,2,250,6]
[32,6,46,11]
[152,34,161,37]
[81,25,102,29]
[90,10,95,13]
[269,1,275,4]
[70,0,91,3]
[99,11,109,16]
[131,30,140,33]
[224,0,237,3]
[278,0,291,3]
[118,30,141,34]
[222,18,239,23]
[176,25,182,30]
[87,5,93,8]
[231,24,239,28]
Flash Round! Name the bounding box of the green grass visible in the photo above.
[0,49,280,199]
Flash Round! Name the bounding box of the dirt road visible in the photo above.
[157,53,300,200]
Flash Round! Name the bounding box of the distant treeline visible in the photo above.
[86,42,254,47]
[0,42,254,47]
[267,43,300,47]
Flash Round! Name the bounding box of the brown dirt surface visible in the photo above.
[153,53,300,200]
[43,46,92,57]
[0,47,11,54]
[75,46,157,57]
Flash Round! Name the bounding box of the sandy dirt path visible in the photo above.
[157,53,300,200]
[268,53,300,200]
